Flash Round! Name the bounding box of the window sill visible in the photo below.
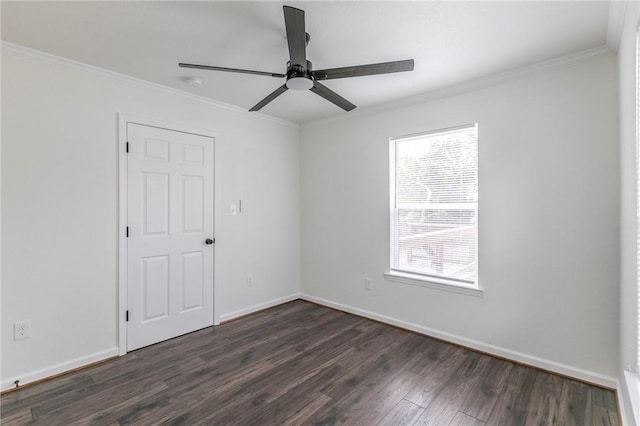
[383,271,484,297]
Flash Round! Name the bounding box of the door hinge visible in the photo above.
[126,226,129,237]
[126,310,129,322]
[126,142,129,153]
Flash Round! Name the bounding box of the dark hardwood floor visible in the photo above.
[1,300,619,425]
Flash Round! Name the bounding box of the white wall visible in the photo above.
[301,54,620,383]
[618,1,640,424]
[0,33,626,407]
[1,46,300,386]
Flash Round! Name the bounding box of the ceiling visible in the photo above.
[1,1,613,124]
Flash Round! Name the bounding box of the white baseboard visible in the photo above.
[219,293,301,323]
[300,293,618,389]
[1,347,119,392]
[1,296,620,398]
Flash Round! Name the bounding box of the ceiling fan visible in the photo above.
[179,5,414,112]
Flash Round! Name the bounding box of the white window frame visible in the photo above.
[385,124,483,297]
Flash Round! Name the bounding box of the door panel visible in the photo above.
[181,251,204,311]
[143,173,169,235]
[127,123,214,351]
[182,175,204,233]
[142,255,170,321]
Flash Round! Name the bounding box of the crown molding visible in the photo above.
[606,1,629,51]
[302,44,616,129]
[1,39,616,131]
[0,41,299,129]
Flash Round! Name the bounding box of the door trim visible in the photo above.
[118,113,218,355]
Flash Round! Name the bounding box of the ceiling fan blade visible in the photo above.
[179,63,285,78]
[310,81,356,112]
[312,59,414,81]
[283,6,306,66]
[249,84,289,111]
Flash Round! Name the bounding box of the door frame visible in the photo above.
[117,113,219,355]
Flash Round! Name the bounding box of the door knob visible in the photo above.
[205,238,214,245]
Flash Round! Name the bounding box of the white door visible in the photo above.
[126,123,214,351]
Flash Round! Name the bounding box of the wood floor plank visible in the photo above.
[592,405,618,426]
[1,374,95,419]
[70,382,174,426]
[157,320,321,391]
[449,411,486,426]
[318,332,413,402]
[404,345,468,408]
[27,375,98,419]
[413,352,492,425]
[377,398,425,426]
[592,384,618,414]
[557,379,592,426]
[194,303,333,361]
[459,356,513,422]
[127,383,253,425]
[90,348,206,389]
[522,371,565,425]
[230,364,342,426]
[30,379,169,424]
[241,328,362,397]
[485,363,538,425]
[334,322,410,371]
[255,316,368,368]
[341,339,436,425]
[0,300,620,426]
[0,407,33,424]
[86,353,143,384]
[114,359,265,425]
[308,334,441,425]
[197,310,362,369]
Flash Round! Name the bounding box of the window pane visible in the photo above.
[391,125,478,284]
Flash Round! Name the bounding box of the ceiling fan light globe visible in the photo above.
[286,77,313,91]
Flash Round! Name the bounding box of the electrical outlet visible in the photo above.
[364,278,372,291]
[247,274,253,287]
[14,320,31,341]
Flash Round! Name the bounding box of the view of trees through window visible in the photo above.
[392,125,478,284]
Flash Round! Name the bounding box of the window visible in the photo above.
[636,26,640,376]
[389,124,478,291]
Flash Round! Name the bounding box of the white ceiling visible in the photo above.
[1,1,612,124]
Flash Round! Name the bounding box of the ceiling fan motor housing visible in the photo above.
[286,60,314,90]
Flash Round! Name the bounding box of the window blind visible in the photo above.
[391,125,478,284]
